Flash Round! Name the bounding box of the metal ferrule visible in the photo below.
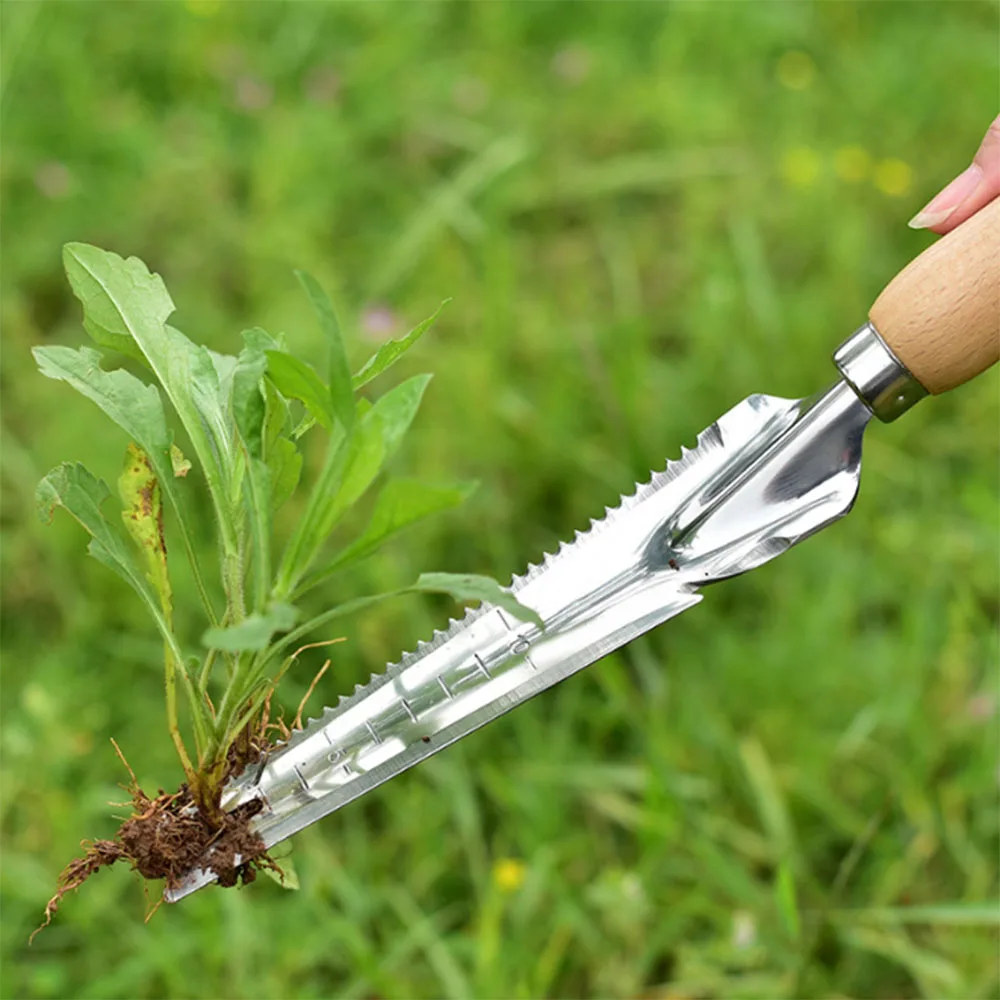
[833,321,927,422]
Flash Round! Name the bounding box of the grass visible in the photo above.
[1,2,998,998]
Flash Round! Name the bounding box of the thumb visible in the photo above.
[909,114,1000,234]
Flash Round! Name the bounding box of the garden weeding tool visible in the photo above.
[167,198,999,902]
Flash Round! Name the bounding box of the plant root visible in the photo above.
[32,739,276,943]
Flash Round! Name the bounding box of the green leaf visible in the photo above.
[262,378,290,453]
[245,458,272,612]
[33,342,216,623]
[166,325,235,466]
[352,300,449,391]
[278,375,432,599]
[290,413,316,440]
[36,463,179,644]
[372,373,432,457]
[320,374,432,535]
[39,461,211,774]
[60,251,147,364]
[273,424,350,599]
[202,602,299,652]
[295,270,354,432]
[306,479,475,587]
[266,437,302,513]
[258,367,303,515]
[326,416,386,522]
[412,572,543,629]
[33,344,170,458]
[118,444,172,624]
[265,351,334,431]
[62,244,235,544]
[33,342,179,536]
[208,349,238,397]
[231,328,275,457]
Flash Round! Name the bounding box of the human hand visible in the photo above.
[908,115,1000,235]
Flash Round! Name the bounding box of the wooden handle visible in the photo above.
[869,195,1000,394]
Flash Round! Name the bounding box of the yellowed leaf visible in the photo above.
[118,443,172,625]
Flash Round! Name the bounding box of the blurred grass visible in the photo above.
[1,2,998,998]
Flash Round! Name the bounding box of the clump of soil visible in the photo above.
[31,739,280,942]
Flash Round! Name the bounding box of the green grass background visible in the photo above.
[2,2,998,997]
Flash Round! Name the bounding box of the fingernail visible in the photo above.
[908,162,983,229]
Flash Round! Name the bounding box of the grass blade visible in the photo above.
[831,903,1000,927]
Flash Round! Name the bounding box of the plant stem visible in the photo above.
[223,547,246,622]
[164,644,198,787]
[205,649,256,764]
[131,576,212,785]
[226,680,274,745]
[244,454,271,614]
[198,646,219,692]
[178,527,219,626]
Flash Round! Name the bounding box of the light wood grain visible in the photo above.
[870,195,999,394]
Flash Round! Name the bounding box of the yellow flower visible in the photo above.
[781,147,822,188]
[873,158,914,197]
[492,857,527,893]
[834,146,871,183]
[776,51,816,91]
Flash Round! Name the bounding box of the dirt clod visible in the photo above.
[31,742,276,943]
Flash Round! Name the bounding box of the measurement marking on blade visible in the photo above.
[438,676,454,699]
[401,699,418,723]
[365,721,382,744]
[495,608,512,629]
[505,632,537,669]
[321,728,333,745]
[293,765,309,792]
[473,653,491,679]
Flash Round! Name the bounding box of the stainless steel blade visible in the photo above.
[166,377,874,902]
